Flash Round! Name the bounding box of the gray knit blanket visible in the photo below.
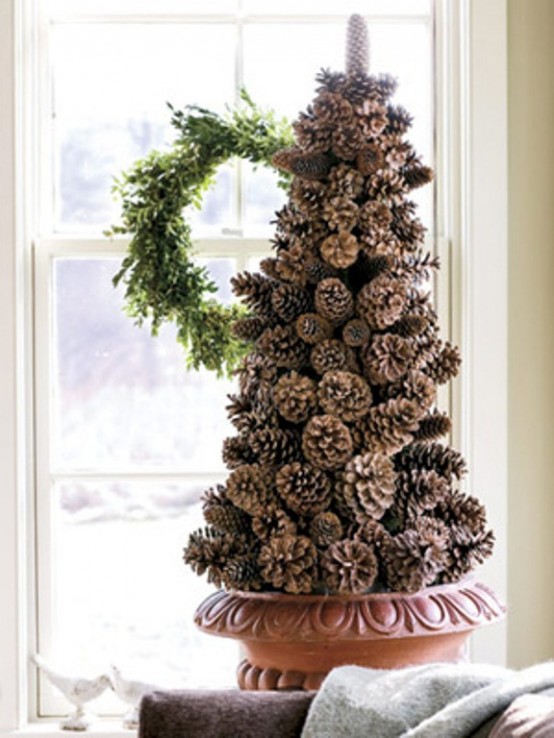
[301,662,554,738]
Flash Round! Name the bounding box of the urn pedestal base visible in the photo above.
[195,579,505,691]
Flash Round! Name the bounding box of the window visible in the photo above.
[32,0,435,718]
[0,0,509,733]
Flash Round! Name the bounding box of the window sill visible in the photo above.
[8,722,136,737]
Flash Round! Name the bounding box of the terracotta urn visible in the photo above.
[194,579,505,690]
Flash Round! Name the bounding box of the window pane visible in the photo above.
[242,161,287,232]
[241,0,431,14]
[52,258,236,470]
[52,23,236,232]
[40,482,236,715]
[49,0,238,15]
[186,163,235,235]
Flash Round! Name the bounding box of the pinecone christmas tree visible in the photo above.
[184,14,494,595]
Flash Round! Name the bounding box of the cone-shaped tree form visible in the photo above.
[184,16,494,595]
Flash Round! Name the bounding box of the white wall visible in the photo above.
[507,0,554,667]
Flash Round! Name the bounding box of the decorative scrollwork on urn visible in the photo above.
[194,579,505,643]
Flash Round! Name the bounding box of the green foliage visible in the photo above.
[107,89,294,377]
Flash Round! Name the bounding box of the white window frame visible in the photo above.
[0,0,508,733]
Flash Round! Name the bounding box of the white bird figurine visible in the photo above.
[32,654,111,731]
[109,664,163,729]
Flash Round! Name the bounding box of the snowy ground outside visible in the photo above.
[43,505,238,715]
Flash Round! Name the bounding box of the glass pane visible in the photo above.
[242,161,287,232]
[52,258,236,470]
[50,0,238,15]
[242,0,431,14]
[52,23,235,232]
[41,482,236,715]
[243,23,344,120]
[186,163,235,235]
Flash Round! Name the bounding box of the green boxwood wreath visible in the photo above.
[107,90,294,377]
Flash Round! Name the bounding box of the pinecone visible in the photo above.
[276,462,332,515]
[259,256,281,280]
[385,105,413,135]
[258,534,317,593]
[363,333,415,384]
[424,342,461,384]
[226,464,275,517]
[273,371,318,423]
[322,196,359,232]
[272,147,333,181]
[366,169,406,205]
[356,143,386,176]
[311,339,358,375]
[348,254,394,293]
[201,486,250,536]
[360,231,403,260]
[435,492,488,535]
[293,113,332,154]
[413,410,452,443]
[304,256,338,284]
[312,90,354,124]
[342,318,371,347]
[321,539,378,593]
[380,519,450,592]
[250,427,300,466]
[389,315,429,338]
[356,274,407,330]
[291,153,334,180]
[290,178,328,217]
[375,74,398,101]
[327,163,365,199]
[395,469,450,519]
[402,163,434,190]
[310,512,344,547]
[271,283,312,323]
[230,405,277,435]
[315,278,354,324]
[394,442,467,480]
[317,370,372,422]
[231,272,275,315]
[358,201,393,232]
[296,312,334,345]
[258,324,309,369]
[363,398,420,454]
[354,99,388,138]
[385,370,436,411]
[315,68,347,95]
[390,201,426,247]
[396,252,440,285]
[184,528,245,589]
[343,72,396,106]
[222,436,255,469]
[302,414,353,470]
[346,14,369,76]
[341,453,396,520]
[237,352,278,396]
[320,231,360,268]
[222,555,262,591]
[383,136,412,169]
[252,509,297,543]
[232,316,267,342]
[332,122,365,160]
[352,519,386,547]
[275,241,309,286]
[440,526,495,584]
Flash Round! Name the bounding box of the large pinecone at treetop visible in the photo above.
[184,37,494,596]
